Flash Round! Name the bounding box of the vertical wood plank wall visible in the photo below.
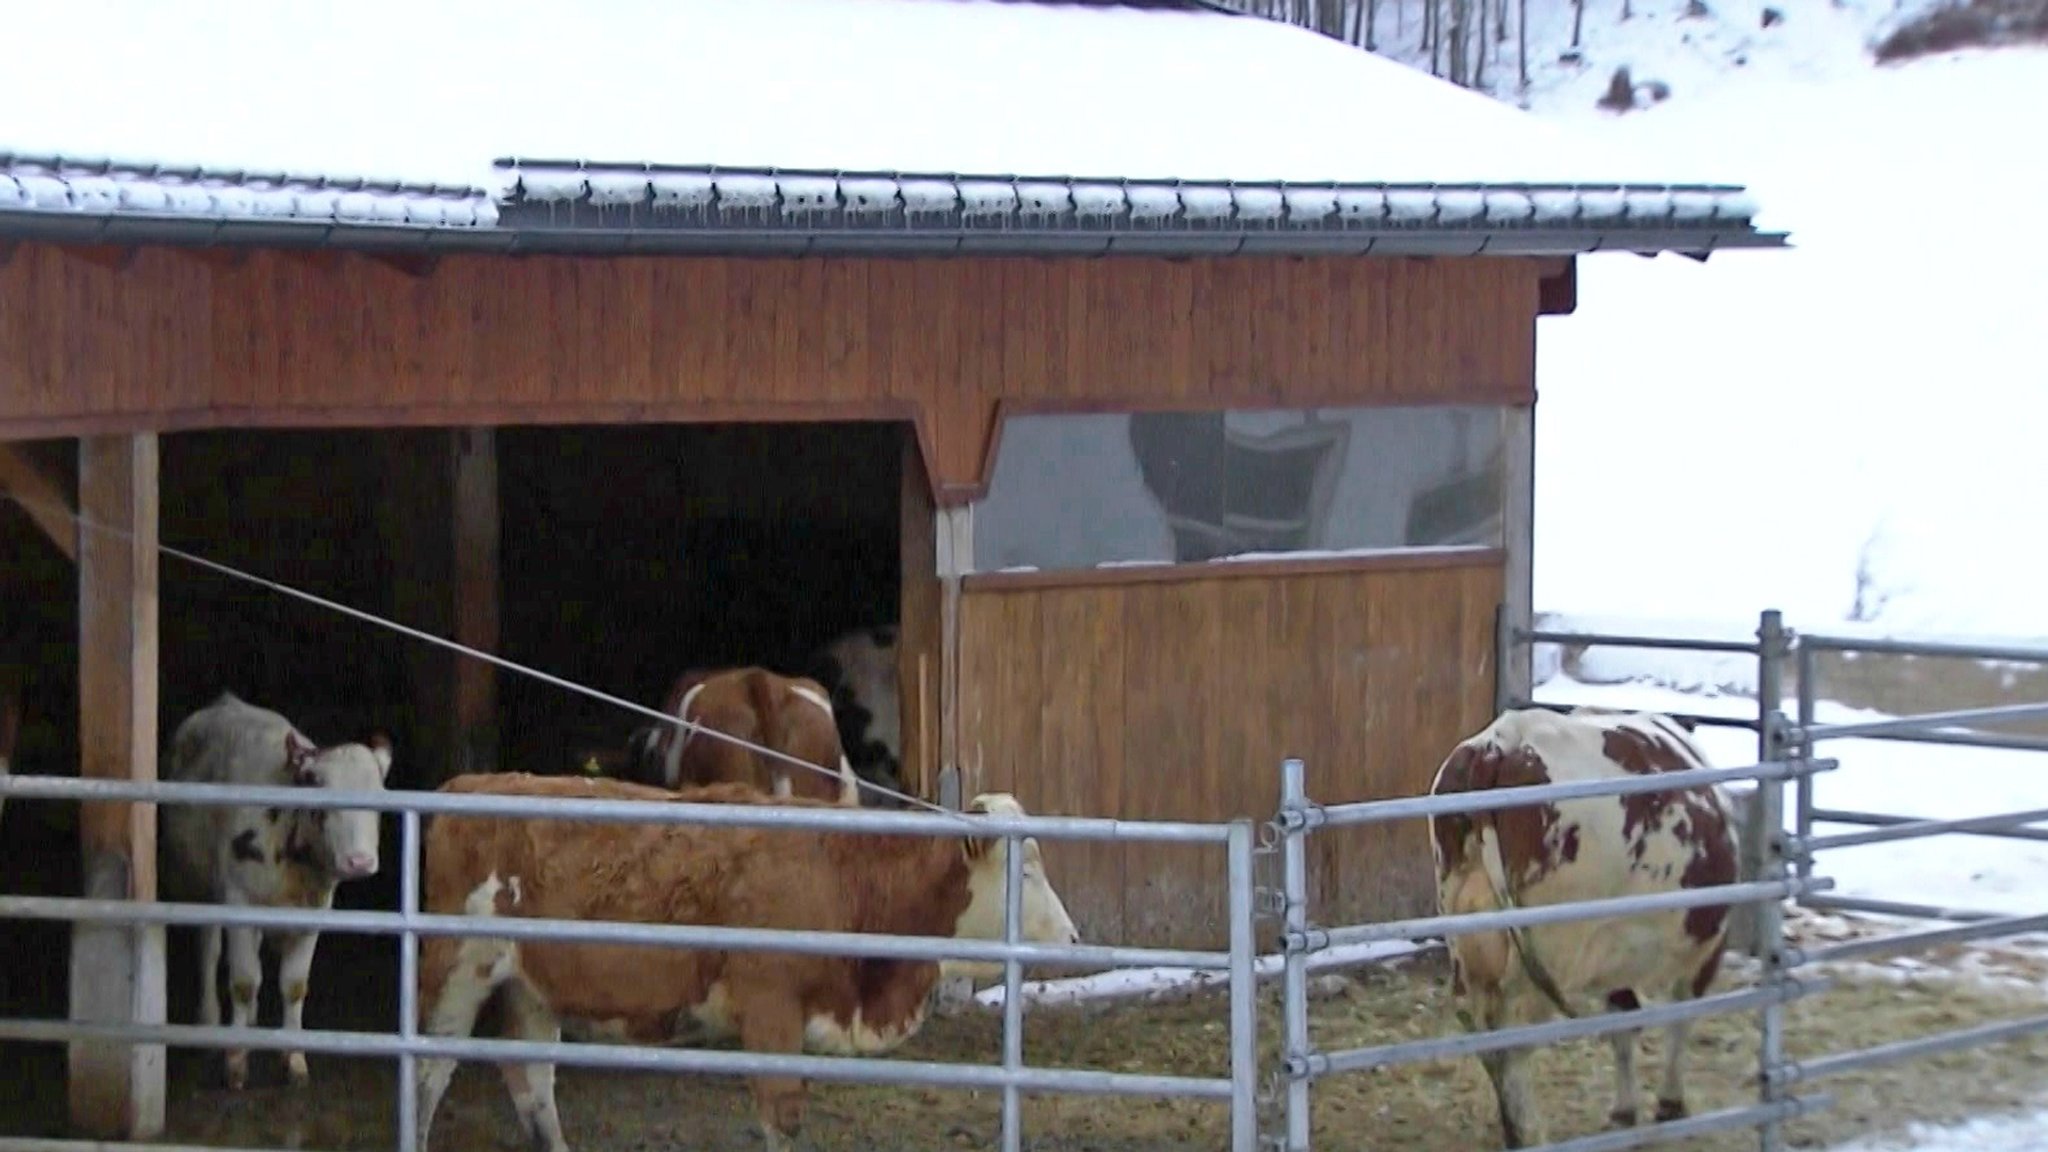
[0,246,1540,504]
[957,558,1503,950]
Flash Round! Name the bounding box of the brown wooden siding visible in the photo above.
[956,554,1504,951]
[0,244,1541,500]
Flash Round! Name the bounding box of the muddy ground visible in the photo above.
[6,909,2048,1151]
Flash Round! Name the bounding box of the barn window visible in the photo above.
[971,404,1504,573]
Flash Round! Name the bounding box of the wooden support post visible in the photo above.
[898,432,941,802]
[70,433,165,1139]
[934,506,972,809]
[449,428,499,777]
[1496,405,1535,712]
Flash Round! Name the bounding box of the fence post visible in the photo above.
[1742,609,1790,959]
[1226,820,1259,1152]
[1278,758,1311,1152]
[1793,639,1818,898]
[396,809,422,1152]
[999,827,1027,1152]
[1754,707,1796,1152]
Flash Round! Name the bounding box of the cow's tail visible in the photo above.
[1474,775,1581,1021]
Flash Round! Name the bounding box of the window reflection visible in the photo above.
[973,405,1505,573]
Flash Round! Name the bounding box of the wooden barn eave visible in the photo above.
[0,207,1788,264]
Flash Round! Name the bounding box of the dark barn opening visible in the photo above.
[0,420,907,1137]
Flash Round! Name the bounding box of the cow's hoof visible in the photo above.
[1607,1106,1638,1128]
[1655,1098,1688,1123]
[287,1055,310,1088]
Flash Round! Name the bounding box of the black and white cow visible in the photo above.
[805,624,903,804]
[160,692,393,1090]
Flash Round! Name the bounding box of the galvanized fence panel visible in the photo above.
[0,773,1264,1152]
[1481,611,2048,1146]
[1267,734,1837,1152]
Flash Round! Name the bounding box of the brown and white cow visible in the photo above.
[414,772,1081,1152]
[624,665,861,805]
[805,624,905,803]
[1429,705,1739,1149]
[159,692,394,1090]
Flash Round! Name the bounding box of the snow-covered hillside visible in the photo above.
[1400,0,2048,647]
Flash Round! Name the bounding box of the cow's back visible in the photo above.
[1438,708,1736,892]
[1433,707,1739,996]
[425,773,857,1023]
[161,693,298,895]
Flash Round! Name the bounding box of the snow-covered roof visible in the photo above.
[0,0,1781,258]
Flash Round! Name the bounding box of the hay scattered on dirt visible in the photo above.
[139,933,2048,1152]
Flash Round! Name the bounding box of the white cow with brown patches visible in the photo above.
[414,772,1081,1152]
[1429,706,1740,1149]
[160,692,393,1090]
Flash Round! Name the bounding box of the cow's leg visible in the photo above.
[1657,953,1723,1123]
[735,979,809,1152]
[1605,990,1644,1127]
[223,925,264,1090]
[275,929,321,1087]
[1472,988,1546,1150]
[495,980,570,1152]
[417,882,519,1152]
[197,923,223,1028]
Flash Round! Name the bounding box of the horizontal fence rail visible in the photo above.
[1293,756,1834,832]
[0,771,1232,843]
[0,769,1262,1152]
[1295,876,1835,953]
[1303,980,1825,1078]
[1510,608,2048,1152]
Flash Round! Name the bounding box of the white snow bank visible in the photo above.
[1827,1107,2048,1152]
[974,940,1433,1010]
[3,0,1736,192]
[1531,44,2048,642]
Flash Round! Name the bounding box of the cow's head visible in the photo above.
[284,730,394,882]
[948,793,1081,977]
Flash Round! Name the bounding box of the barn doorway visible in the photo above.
[0,419,924,1133]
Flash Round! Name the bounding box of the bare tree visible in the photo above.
[1475,0,1489,87]
[1572,0,1586,47]
[1518,0,1530,90]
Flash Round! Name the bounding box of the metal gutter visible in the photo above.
[0,153,1789,260]
[0,205,1785,260]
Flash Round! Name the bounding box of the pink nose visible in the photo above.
[338,853,378,879]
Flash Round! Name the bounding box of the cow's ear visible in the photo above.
[365,732,394,779]
[284,732,318,784]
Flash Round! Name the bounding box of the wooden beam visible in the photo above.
[69,433,165,1140]
[0,443,79,563]
[1537,257,1577,316]
[449,428,499,778]
[65,245,140,274]
[898,430,941,801]
[179,247,249,272]
[367,252,440,280]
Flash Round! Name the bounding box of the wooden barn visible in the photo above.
[0,0,1781,1139]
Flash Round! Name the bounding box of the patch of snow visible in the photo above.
[1519,0,2048,641]
[975,940,1435,1010]
[1,0,1735,192]
[1826,1107,2048,1152]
